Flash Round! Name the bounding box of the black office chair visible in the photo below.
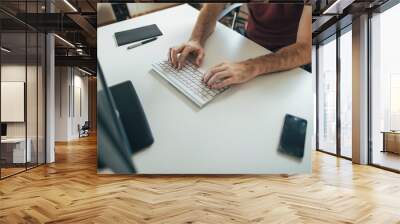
[79,121,90,138]
[111,3,130,21]
[217,3,245,34]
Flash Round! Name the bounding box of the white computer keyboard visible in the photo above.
[152,60,228,107]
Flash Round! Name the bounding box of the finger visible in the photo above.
[203,65,227,83]
[170,48,177,68]
[168,48,172,63]
[171,46,184,68]
[177,47,192,69]
[207,71,231,87]
[211,77,235,89]
[203,66,226,84]
[195,49,205,66]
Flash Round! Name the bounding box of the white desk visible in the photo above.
[98,4,314,174]
[1,138,32,163]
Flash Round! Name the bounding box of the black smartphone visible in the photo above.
[278,114,307,158]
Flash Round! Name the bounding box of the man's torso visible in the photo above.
[246,4,304,51]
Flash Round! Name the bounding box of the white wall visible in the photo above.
[55,66,70,141]
[73,73,89,137]
[54,67,89,141]
[1,65,26,140]
[1,65,37,138]
[1,82,25,122]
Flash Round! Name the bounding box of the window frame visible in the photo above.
[367,1,400,173]
[315,23,352,160]
[0,0,48,180]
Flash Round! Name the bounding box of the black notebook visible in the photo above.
[114,24,163,46]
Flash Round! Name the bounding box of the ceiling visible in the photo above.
[0,0,99,72]
[1,32,45,62]
[312,0,392,44]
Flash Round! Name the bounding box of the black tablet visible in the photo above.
[114,24,163,46]
[278,114,307,158]
[110,81,154,154]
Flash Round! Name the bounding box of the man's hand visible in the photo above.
[203,61,257,89]
[168,40,205,69]
[168,4,224,70]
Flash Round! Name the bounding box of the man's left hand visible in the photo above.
[203,61,257,89]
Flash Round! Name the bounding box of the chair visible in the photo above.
[79,121,90,138]
[217,3,244,31]
[111,3,131,21]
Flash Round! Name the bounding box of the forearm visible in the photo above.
[190,4,224,45]
[244,42,311,77]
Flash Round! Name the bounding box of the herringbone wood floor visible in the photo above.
[1,135,400,224]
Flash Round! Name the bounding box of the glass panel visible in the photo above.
[38,32,45,165]
[318,38,337,154]
[0,1,46,178]
[27,31,38,169]
[312,46,317,150]
[1,30,27,177]
[340,29,352,158]
[391,75,400,130]
[371,3,400,171]
[26,1,38,169]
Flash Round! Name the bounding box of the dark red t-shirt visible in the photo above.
[246,4,304,51]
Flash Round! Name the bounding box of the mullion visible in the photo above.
[36,0,39,168]
[25,0,28,171]
[0,24,2,179]
[336,29,341,157]
[316,45,320,151]
[367,10,373,166]
[44,0,47,164]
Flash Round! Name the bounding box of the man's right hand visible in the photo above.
[168,40,205,69]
